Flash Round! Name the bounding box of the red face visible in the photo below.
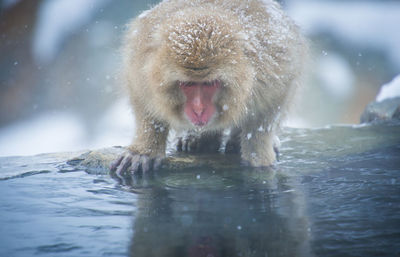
[179,80,221,126]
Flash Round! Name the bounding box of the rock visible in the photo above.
[67,146,126,175]
[360,97,400,123]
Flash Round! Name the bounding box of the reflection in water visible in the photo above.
[126,167,312,257]
[123,122,400,257]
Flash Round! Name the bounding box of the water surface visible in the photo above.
[0,122,399,257]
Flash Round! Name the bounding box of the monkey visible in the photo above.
[111,0,307,174]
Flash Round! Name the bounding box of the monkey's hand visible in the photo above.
[110,118,168,177]
[110,150,163,176]
[177,134,201,153]
[177,132,221,153]
[239,130,279,167]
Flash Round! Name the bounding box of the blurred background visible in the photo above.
[0,0,399,156]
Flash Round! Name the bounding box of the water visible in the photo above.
[0,122,399,257]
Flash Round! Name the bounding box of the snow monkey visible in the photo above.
[111,0,307,174]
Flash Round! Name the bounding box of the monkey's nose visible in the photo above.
[192,96,205,117]
[193,105,204,117]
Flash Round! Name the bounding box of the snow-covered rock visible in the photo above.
[361,75,400,123]
[360,97,400,123]
[376,75,400,102]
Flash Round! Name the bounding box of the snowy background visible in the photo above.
[0,0,399,156]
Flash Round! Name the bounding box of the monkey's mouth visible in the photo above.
[179,80,221,127]
[185,105,216,127]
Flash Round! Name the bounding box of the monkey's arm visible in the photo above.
[111,117,169,174]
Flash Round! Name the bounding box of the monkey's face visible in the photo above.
[179,80,221,127]
[147,11,255,130]
[155,67,251,131]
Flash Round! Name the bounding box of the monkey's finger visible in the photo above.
[115,155,132,176]
[140,155,152,173]
[189,139,198,152]
[110,155,124,172]
[273,146,280,162]
[177,137,183,151]
[186,138,192,152]
[183,138,189,152]
[153,157,163,170]
[116,172,130,186]
[128,155,141,175]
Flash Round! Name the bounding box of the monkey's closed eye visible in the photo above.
[206,80,221,87]
[204,81,217,87]
[179,80,221,88]
[179,81,196,87]
[188,66,209,71]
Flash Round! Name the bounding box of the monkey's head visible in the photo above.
[146,10,255,130]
